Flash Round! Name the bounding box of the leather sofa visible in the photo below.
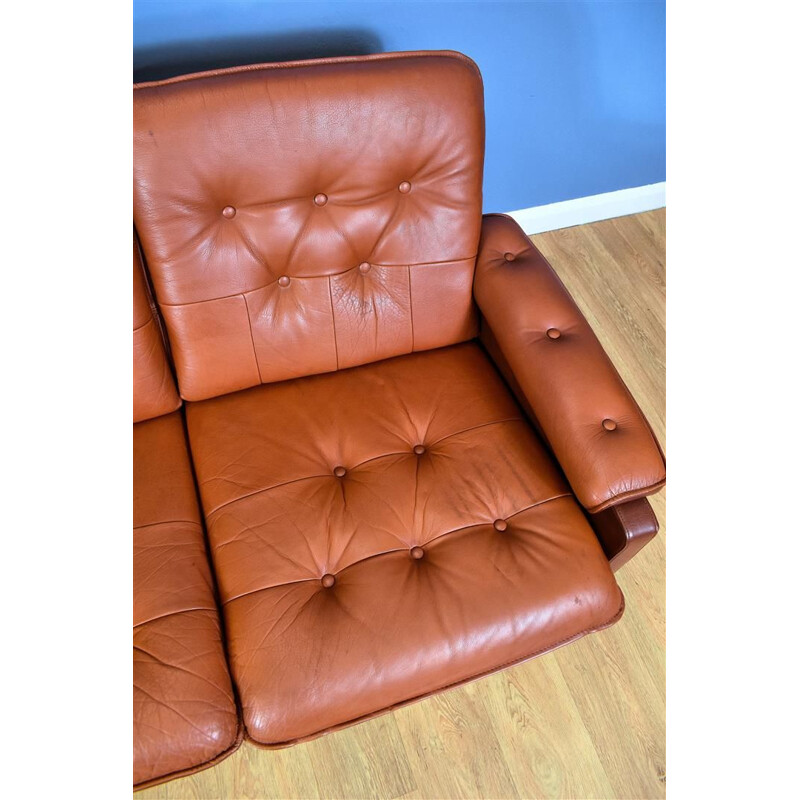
[133,50,665,790]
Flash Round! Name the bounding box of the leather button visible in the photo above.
[503,252,515,262]
[278,276,291,287]
[493,519,508,532]
[333,465,347,478]
[222,206,236,219]
[321,574,336,588]
[398,181,412,194]
[546,328,562,340]
[413,444,426,455]
[602,419,618,431]
[358,262,371,274]
[314,193,328,206]
[410,546,425,560]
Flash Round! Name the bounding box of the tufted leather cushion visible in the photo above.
[133,412,240,787]
[133,52,484,401]
[474,214,666,513]
[133,234,180,422]
[185,342,623,745]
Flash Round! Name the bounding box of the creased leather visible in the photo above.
[130,51,664,771]
[133,52,484,401]
[186,343,622,745]
[473,214,666,513]
[133,412,239,787]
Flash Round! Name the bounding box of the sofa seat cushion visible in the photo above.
[133,412,240,788]
[186,342,623,745]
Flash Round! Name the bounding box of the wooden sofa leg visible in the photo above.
[589,497,659,571]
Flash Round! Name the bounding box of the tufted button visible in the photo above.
[398,181,412,194]
[602,419,618,431]
[358,262,371,274]
[413,444,426,455]
[314,193,328,206]
[493,519,508,532]
[321,574,336,588]
[503,252,515,262]
[410,546,425,560]
[333,465,347,478]
[222,206,236,219]
[546,328,562,340]
[278,276,291,288]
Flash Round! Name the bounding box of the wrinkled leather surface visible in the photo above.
[133,412,239,787]
[185,343,623,745]
[133,234,180,422]
[474,214,666,513]
[131,51,664,775]
[133,52,483,401]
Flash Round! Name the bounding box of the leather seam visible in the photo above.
[208,473,335,520]
[586,478,666,514]
[407,264,415,350]
[133,606,217,630]
[241,293,263,385]
[203,416,526,518]
[327,275,340,370]
[155,258,476,309]
[432,416,524,444]
[134,50,482,90]
[133,519,201,531]
[221,493,573,606]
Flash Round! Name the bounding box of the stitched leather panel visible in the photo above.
[185,343,622,744]
[133,412,238,786]
[134,52,483,401]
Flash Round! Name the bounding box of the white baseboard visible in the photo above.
[505,182,666,235]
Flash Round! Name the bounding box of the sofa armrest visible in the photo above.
[473,214,665,513]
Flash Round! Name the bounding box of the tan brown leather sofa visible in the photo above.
[133,50,665,790]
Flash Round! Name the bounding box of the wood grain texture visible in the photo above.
[137,210,666,800]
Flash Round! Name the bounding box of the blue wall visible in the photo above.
[134,1,665,213]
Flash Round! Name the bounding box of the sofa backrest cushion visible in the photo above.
[134,234,181,422]
[133,51,484,401]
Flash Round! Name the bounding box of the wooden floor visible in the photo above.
[139,210,666,800]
